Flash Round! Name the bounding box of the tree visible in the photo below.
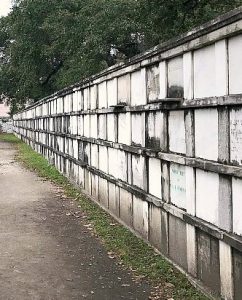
[0,0,141,110]
[138,0,242,46]
[0,0,242,113]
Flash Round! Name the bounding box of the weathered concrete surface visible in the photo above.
[0,140,151,300]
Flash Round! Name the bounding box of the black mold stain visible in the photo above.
[146,137,161,150]
[78,141,89,164]
[167,85,184,98]
[233,248,242,299]
[197,230,221,295]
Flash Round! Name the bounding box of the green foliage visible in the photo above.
[0,0,242,112]
[138,0,242,46]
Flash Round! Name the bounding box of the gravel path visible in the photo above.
[0,140,151,300]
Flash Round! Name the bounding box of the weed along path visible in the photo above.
[0,138,151,299]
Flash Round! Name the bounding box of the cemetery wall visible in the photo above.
[13,8,242,299]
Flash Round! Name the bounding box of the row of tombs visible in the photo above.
[14,103,242,299]
[13,11,242,299]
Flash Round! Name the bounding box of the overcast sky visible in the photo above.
[0,0,12,17]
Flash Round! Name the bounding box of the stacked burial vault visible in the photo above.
[14,7,242,300]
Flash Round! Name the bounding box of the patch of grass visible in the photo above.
[1,134,209,300]
[0,133,21,143]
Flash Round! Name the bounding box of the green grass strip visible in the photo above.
[0,133,209,300]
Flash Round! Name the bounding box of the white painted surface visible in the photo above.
[108,182,119,215]
[98,115,107,140]
[90,115,97,139]
[84,169,92,195]
[196,169,219,226]
[62,95,69,114]
[186,224,197,276]
[230,108,242,165]
[131,113,145,146]
[91,144,98,169]
[229,34,242,94]
[108,148,118,178]
[77,116,84,136]
[73,92,79,112]
[99,146,108,174]
[169,110,186,154]
[107,78,118,107]
[133,196,149,238]
[132,155,147,190]
[83,115,90,138]
[131,69,147,106]
[219,241,233,300]
[84,143,91,164]
[118,74,130,105]
[77,90,83,111]
[90,85,97,109]
[98,81,107,108]
[72,116,77,135]
[118,113,131,145]
[215,39,228,96]
[119,189,132,226]
[107,114,117,142]
[117,150,127,182]
[183,52,193,100]
[79,166,84,188]
[194,44,216,98]
[83,88,90,110]
[91,174,99,198]
[186,167,196,216]
[148,158,162,199]
[127,153,132,185]
[99,177,108,208]
[232,177,242,236]
[195,109,218,161]
[170,163,186,209]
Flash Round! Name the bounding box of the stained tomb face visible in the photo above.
[146,111,167,151]
[229,34,242,94]
[118,113,131,145]
[133,195,149,239]
[232,178,242,236]
[170,163,186,210]
[197,230,221,295]
[83,87,90,110]
[147,64,160,102]
[168,215,187,270]
[230,108,242,166]
[107,78,118,107]
[169,110,186,154]
[196,169,219,226]
[131,113,145,147]
[194,44,216,98]
[98,82,107,108]
[148,158,162,199]
[108,183,119,216]
[107,114,117,142]
[131,69,147,106]
[132,154,147,191]
[195,109,218,161]
[233,249,242,299]
[167,56,184,98]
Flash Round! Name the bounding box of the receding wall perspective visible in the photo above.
[13,8,242,300]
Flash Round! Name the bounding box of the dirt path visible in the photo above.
[0,140,151,300]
